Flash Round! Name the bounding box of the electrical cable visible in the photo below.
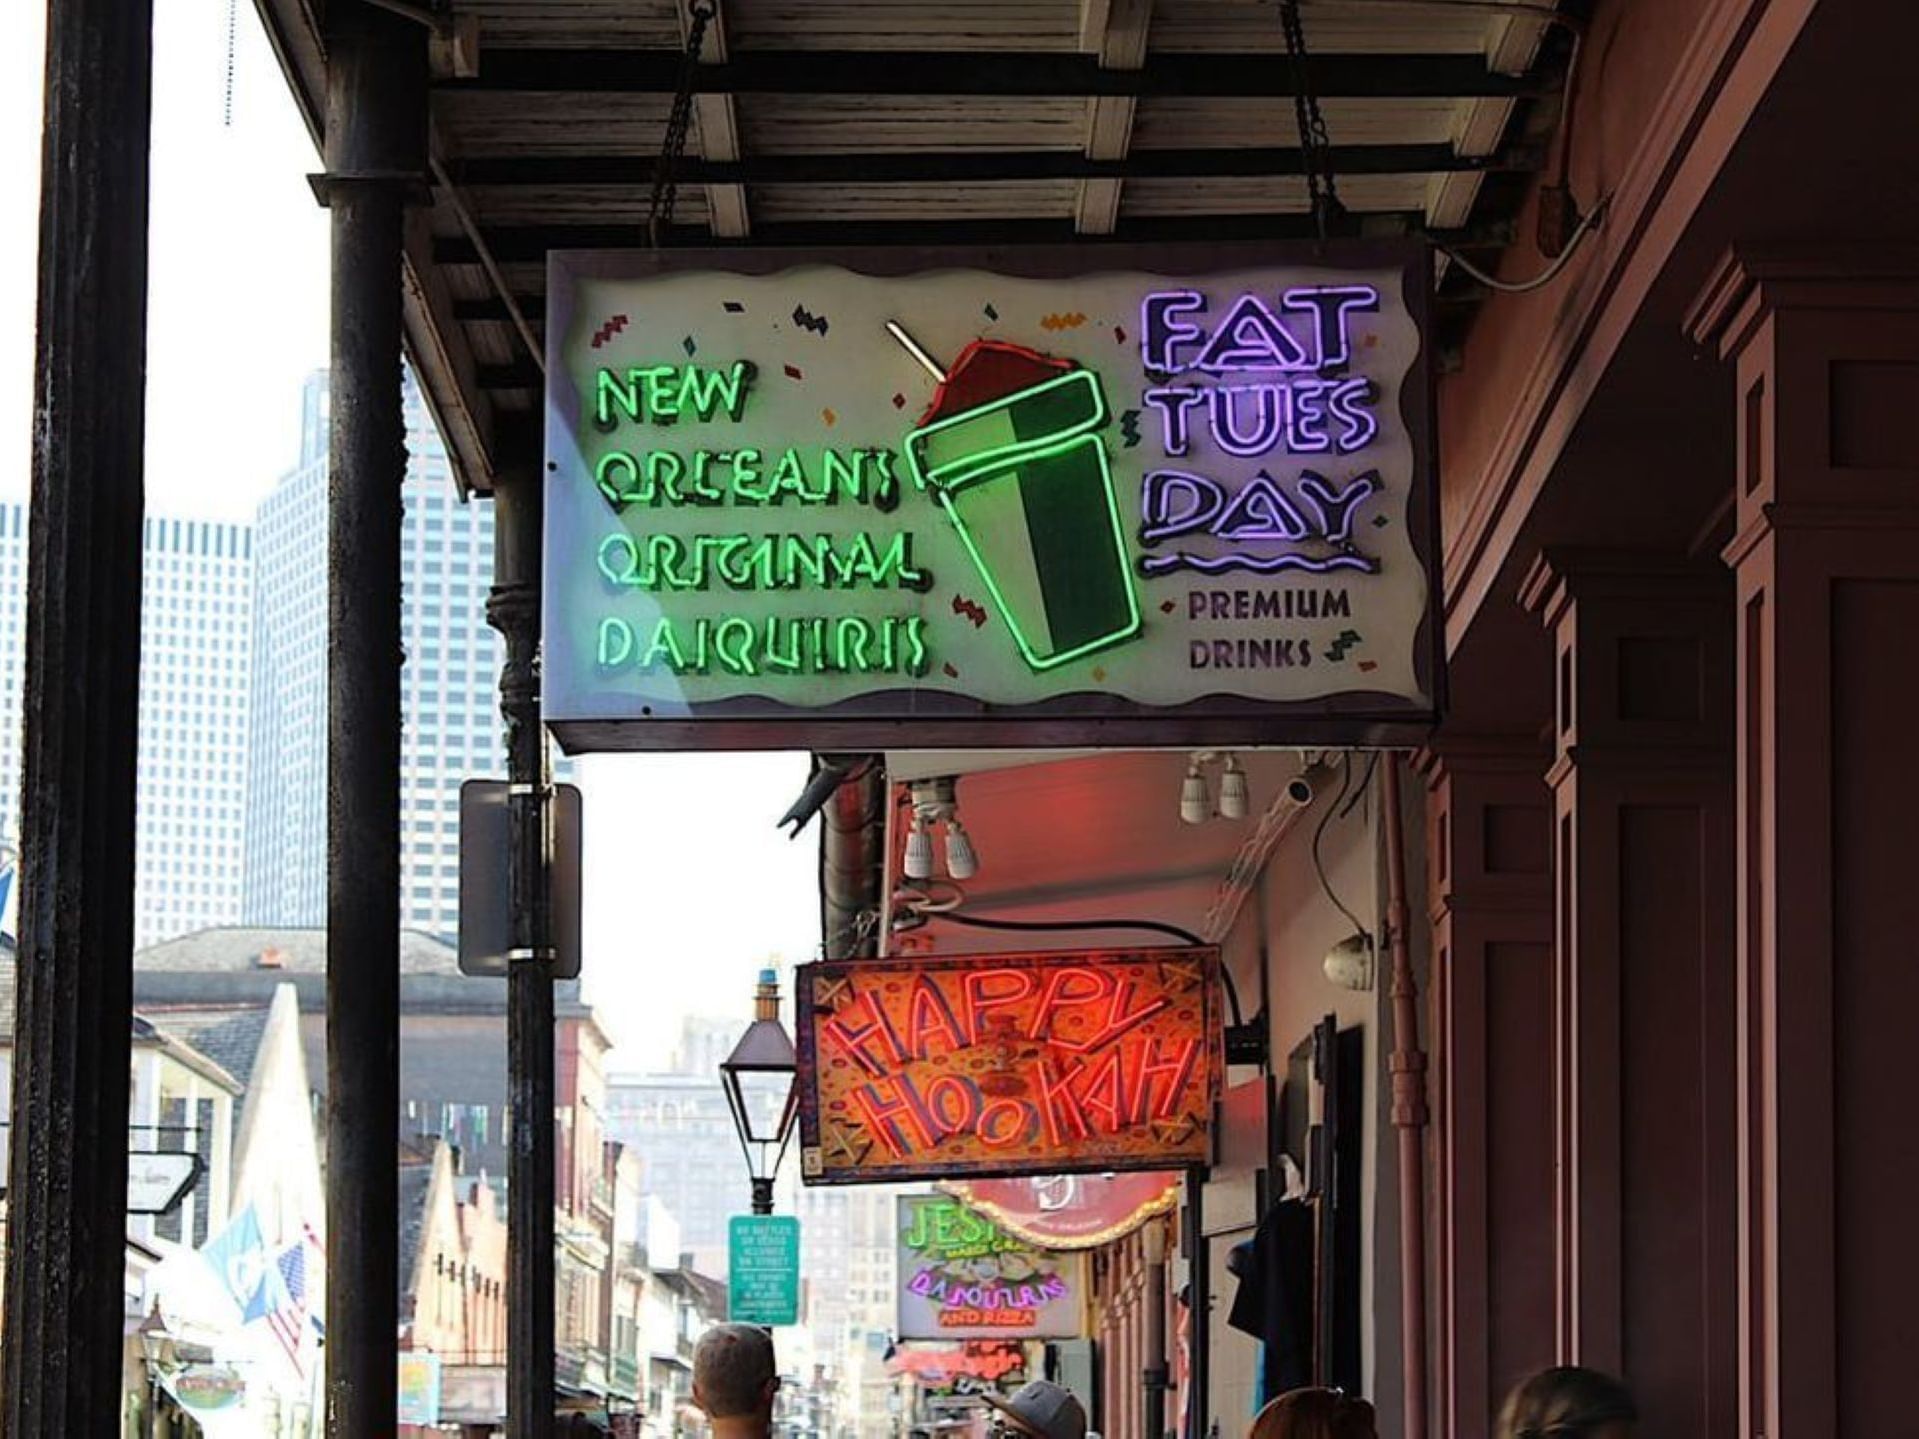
[1339,753,1379,820]
[1433,192,1611,293]
[936,910,1204,948]
[932,910,1245,1028]
[1311,755,1373,943]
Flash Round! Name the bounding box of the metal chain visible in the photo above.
[1277,0,1342,239]
[647,1,716,248]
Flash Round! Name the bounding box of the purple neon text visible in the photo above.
[1139,285,1379,376]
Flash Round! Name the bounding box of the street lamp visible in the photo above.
[720,967,800,1216]
[136,1305,173,1433]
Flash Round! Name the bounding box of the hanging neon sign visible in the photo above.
[896,1194,1087,1341]
[795,948,1222,1185]
[543,243,1440,750]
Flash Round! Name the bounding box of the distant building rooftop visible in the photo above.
[131,925,594,1020]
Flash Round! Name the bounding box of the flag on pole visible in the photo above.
[200,1204,269,1315]
[263,1239,309,1371]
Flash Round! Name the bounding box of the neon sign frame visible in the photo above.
[543,240,1444,753]
[795,947,1224,1185]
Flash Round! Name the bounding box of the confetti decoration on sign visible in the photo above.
[1114,325,1128,345]
[681,335,697,356]
[952,594,988,628]
[891,392,907,409]
[1119,409,1142,448]
[1091,666,1107,683]
[783,364,803,381]
[942,662,961,679]
[1160,599,1178,614]
[1040,311,1088,331]
[821,407,837,426]
[1371,513,1391,528]
[1325,629,1364,662]
[983,303,999,321]
[792,303,830,335]
[591,314,628,348]
[1357,660,1378,672]
[722,300,745,313]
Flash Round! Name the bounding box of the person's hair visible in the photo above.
[693,1323,776,1419]
[1497,1367,1638,1439]
[1248,1388,1377,1439]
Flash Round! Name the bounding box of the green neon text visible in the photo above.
[596,614,930,678]
[594,447,899,512]
[595,362,755,427]
[596,530,931,593]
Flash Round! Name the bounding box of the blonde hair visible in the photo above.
[1248,1389,1377,1439]
[1497,1367,1637,1439]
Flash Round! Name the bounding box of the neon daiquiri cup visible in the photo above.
[903,340,1141,672]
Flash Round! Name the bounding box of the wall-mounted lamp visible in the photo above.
[1322,931,1376,991]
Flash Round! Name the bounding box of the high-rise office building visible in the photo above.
[0,506,253,948]
[244,370,530,939]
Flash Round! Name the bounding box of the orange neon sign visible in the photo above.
[796,948,1221,1183]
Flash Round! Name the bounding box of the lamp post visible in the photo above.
[135,1307,171,1439]
[719,968,800,1216]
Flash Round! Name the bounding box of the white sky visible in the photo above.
[0,0,818,1064]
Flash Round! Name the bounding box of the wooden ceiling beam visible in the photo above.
[682,0,750,239]
[435,49,1551,99]
[445,143,1531,186]
[1428,8,1555,229]
[1075,0,1152,236]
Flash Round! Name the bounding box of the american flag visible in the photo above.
[266,1239,309,1371]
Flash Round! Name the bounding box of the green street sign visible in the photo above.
[728,1214,800,1326]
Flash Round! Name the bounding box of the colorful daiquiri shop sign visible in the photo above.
[896,1194,1086,1340]
[543,243,1440,750]
[795,948,1221,1183]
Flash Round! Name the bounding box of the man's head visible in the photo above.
[693,1324,779,1425]
[985,1381,1087,1439]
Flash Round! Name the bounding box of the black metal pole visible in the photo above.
[1143,1220,1169,1439]
[489,451,556,1439]
[321,3,425,1432]
[1,0,151,1430]
[1184,1169,1209,1439]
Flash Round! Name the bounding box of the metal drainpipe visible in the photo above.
[820,757,884,961]
[1383,757,1429,1439]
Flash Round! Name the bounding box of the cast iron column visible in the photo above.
[320,3,425,1431]
[1141,1221,1169,1439]
[489,454,556,1439]
[0,0,151,1429]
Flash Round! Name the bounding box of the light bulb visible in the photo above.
[1179,766,1211,824]
[944,819,978,880]
[1218,758,1249,819]
[903,816,934,880]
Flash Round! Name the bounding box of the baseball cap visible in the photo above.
[985,1381,1088,1439]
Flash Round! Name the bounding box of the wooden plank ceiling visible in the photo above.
[255,0,1568,491]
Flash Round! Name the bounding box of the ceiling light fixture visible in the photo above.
[901,775,979,882]
[1179,751,1254,824]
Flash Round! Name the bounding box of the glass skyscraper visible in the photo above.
[0,506,254,948]
[244,370,528,940]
